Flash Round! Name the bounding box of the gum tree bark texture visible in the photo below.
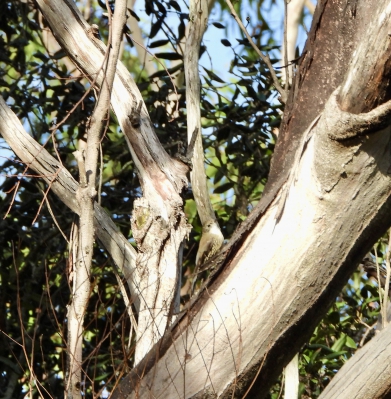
[111,1,391,398]
[35,0,190,364]
[184,0,215,224]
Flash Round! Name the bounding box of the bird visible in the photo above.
[191,219,224,294]
[361,257,391,292]
[196,220,224,268]
[361,256,391,329]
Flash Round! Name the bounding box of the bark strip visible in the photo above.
[184,0,224,291]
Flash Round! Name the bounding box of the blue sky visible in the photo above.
[193,0,315,80]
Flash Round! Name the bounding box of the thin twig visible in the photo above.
[113,272,137,349]
[42,191,70,243]
[32,167,63,225]
[374,248,383,304]
[383,229,391,327]
[226,0,287,103]
[357,318,376,347]
[283,0,289,94]
[98,142,103,205]
[3,180,20,219]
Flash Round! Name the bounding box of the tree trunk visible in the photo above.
[111,1,391,398]
[2,0,391,398]
[35,0,190,364]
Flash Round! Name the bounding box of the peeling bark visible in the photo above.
[111,1,391,398]
[35,0,191,363]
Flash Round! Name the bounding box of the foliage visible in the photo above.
[0,0,385,398]
[267,252,386,399]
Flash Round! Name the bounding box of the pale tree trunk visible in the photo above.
[281,0,315,85]
[110,1,391,398]
[34,0,190,365]
[66,2,127,396]
[319,322,391,399]
[284,353,299,399]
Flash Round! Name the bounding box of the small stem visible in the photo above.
[283,0,289,93]
[383,230,391,327]
[374,247,383,323]
[73,150,87,187]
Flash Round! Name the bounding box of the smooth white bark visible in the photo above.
[113,87,391,396]
[285,354,299,399]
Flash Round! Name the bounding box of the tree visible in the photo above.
[1,0,391,398]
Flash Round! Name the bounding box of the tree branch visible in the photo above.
[35,0,191,363]
[184,0,224,292]
[66,1,127,396]
[111,1,391,397]
[0,97,138,307]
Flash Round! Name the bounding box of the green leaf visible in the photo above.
[127,8,140,21]
[202,67,225,84]
[323,350,347,360]
[345,336,357,349]
[156,2,167,15]
[150,17,164,39]
[213,22,225,29]
[148,63,183,79]
[178,20,186,41]
[327,311,340,325]
[169,0,181,12]
[331,333,347,352]
[34,51,49,61]
[150,39,170,48]
[93,372,112,382]
[213,169,225,185]
[52,49,66,60]
[155,52,183,60]
[236,37,250,46]
[214,182,233,194]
